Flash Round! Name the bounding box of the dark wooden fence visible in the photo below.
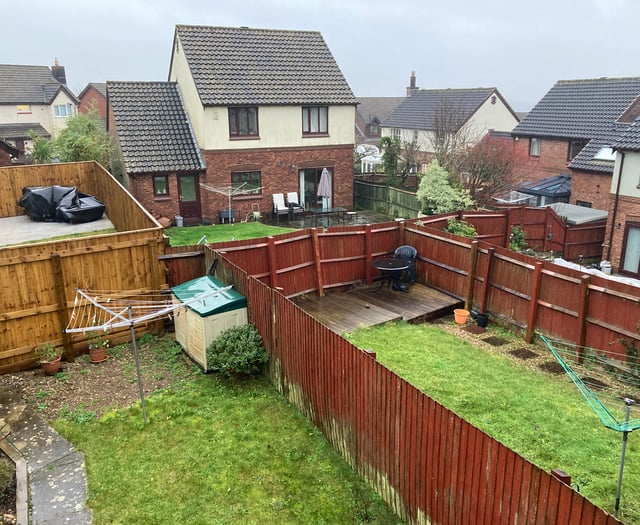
[0,162,165,372]
[212,253,621,524]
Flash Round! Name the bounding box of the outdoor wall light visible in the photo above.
[289,164,296,173]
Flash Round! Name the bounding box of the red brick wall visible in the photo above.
[201,145,354,220]
[569,171,612,211]
[603,194,640,271]
[130,173,183,220]
[79,87,107,119]
[513,137,570,184]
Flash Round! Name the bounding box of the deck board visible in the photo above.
[294,283,463,334]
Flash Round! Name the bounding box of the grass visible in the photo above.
[345,322,640,524]
[164,222,296,246]
[53,375,401,525]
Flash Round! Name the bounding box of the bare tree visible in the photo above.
[431,99,478,173]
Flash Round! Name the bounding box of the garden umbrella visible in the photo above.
[317,168,331,209]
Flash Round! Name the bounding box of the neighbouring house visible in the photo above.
[356,96,404,146]
[605,118,640,277]
[107,81,206,224]
[0,61,78,151]
[511,77,640,211]
[168,24,358,222]
[78,82,107,124]
[380,86,520,170]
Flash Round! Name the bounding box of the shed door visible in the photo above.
[178,174,201,225]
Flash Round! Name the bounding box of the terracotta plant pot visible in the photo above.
[454,308,470,325]
[89,347,107,363]
[42,356,62,376]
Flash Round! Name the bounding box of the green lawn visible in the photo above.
[345,322,640,524]
[54,375,401,525]
[164,222,296,246]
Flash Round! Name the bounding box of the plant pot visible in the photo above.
[89,347,107,363]
[475,313,489,328]
[42,356,62,376]
[454,309,470,325]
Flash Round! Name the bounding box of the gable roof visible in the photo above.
[107,81,206,174]
[79,82,107,99]
[381,88,505,131]
[614,118,640,152]
[172,25,357,106]
[0,64,78,105]
[356,97,405,124]
[512,77,640,140]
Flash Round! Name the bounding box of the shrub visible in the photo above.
[444,217,477,238]
[206,324,267,377]
[509,225,526,251]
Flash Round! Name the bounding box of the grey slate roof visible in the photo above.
[513,78,640,174]
[0,123,50,139]
[518,174,571,198]
[512,77,640,140]
[0,64,78,104]
[614,119,640,152]
[173,25,357,106]
[357,97,405,124]
[79,82,107,99]
[107,81,206,175]
[381,88,499,131]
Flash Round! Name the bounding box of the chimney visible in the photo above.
[51,58,67,85]
[406,71,418,96]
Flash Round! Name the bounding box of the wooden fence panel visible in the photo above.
[233,260,621,524]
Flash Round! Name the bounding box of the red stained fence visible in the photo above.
[214,254,622,524]
[195,218,638,360]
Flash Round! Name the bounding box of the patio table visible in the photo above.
[371,258,411,292]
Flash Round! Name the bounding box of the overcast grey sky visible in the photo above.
[4,0,639,111]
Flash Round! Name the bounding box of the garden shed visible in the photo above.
[172,275,248,370]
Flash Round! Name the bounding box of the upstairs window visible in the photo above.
[302,106,328,135]
[54,104,74,117]
[529,137,540,157]
[231,170,262,195]
[228,107,258,138]
[569,140,588,161]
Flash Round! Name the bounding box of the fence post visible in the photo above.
[479,247,495,313]
[267,236,278,290]
[51,253,74,362]
[465,241,479,310]
[365,224,373,285]
[312,228,325,296]
[147,239,164,335]
[398,220,405,246]
[577,274,590,361]
[526,261,544,343]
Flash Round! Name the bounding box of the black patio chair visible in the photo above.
[393,245,417,284]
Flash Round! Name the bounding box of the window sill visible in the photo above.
[303,133,329,138]
[154,196,171,201]
[233,195,263,201]
[229,135,260,141]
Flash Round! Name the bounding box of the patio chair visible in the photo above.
[272,193,290,223]
[286,192,305,217]
[393,245,417,284]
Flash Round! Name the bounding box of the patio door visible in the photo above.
[620,223,640,277]
[178,173,201,225]
[299,167,332,209]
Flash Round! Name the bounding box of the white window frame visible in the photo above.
[54,104,74,118]
[529,138,540,157]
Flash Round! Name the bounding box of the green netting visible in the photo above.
[541,335,640,432]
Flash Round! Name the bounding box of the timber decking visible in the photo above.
[294,283,463,334]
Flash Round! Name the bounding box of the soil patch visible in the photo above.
[463,325,487,335]
[482,336,509,346]
[509,348,539,360]
[538,361,565,375]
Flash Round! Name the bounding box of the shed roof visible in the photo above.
[0,123,50,140]
[172,275,247,317]
[172,25,357,106]
[547,202,607,225]
[107,81,206,175]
